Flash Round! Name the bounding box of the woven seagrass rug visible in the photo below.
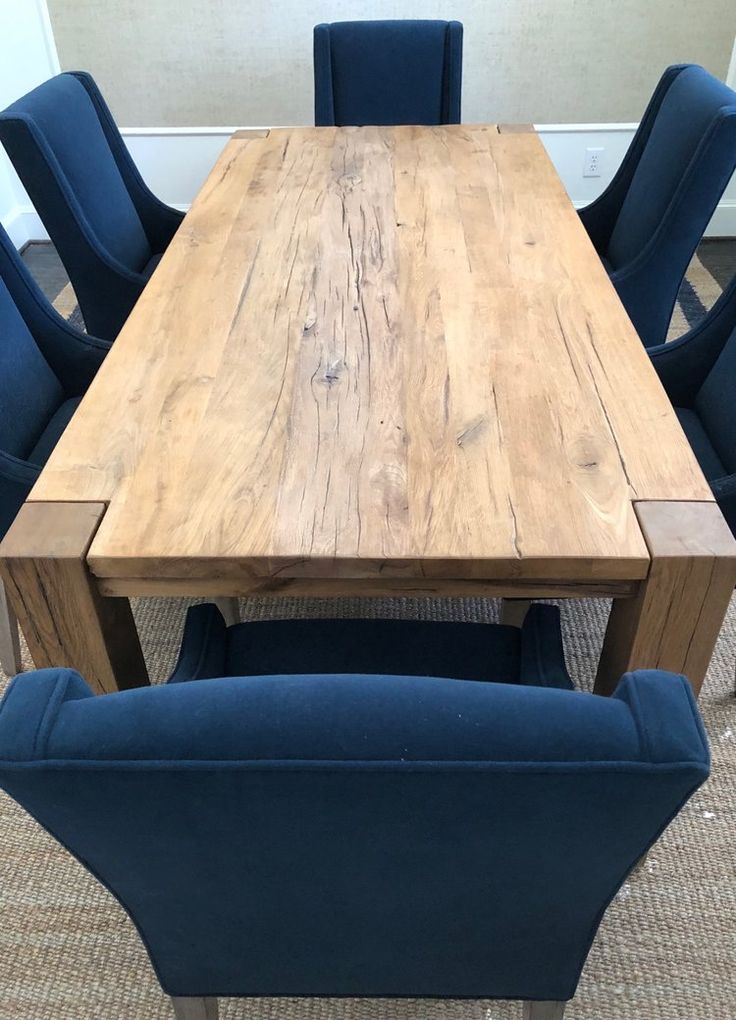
[0,242,733,1018]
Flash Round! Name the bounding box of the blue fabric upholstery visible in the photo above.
[168,602,572,688]
[0,72,183,341]
[580,65,736,349]
[27,397,82,467]
[0,281,62,460]
[0,664,708,1003]
[314,21,462,126]
[0,222,108,538]
[650,273,736,534]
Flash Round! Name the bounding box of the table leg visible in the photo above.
[500,599,532,627]
[596,501,736,697]
[0,577,21,676]
[0,502,149,694]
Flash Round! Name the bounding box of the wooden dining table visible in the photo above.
[2,123,735,695]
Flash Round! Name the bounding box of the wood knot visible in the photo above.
[456,416,488,447]
[303,295,317,335]
[318,359,344,387]
[338,172,362,191]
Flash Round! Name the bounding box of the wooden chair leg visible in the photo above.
[522,1002,566,1020]
[213,597,240,626]
[500,598,532,627]
[170,997,218,1020]
[0,577,22,676]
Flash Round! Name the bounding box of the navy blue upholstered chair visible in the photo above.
[580,65,736,349]
[0,222,109,675]
[0,602,709,1020]
[650,272,736,535]
[314,20,463,126]
[0,72,183,342]
[169,601,572,687]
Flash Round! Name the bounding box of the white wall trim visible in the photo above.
[35,0,60,75]
[726,34,736,88]
[114,123,644,137]
[9,123,736,242]
[4,205,46,248]
[120,126,270,137]
[533,122,639,133]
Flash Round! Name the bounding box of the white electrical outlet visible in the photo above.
[583,147,604,178]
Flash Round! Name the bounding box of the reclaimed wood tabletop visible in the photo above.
[3,125,735,694]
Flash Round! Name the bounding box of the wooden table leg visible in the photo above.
[0,502,149,694]
[596,501,736,697]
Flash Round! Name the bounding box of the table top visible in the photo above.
[31,125,712,591]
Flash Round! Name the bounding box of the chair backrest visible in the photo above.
[0,73,151,274]
[0,278,62,463]
[606,65,736,271]
[0,666,708,1002]
[314,20,463,126]
[695,323,736,474]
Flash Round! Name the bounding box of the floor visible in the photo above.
[20,240,69,299]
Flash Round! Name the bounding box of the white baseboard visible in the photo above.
[705,201,736,237]
[2,204,48,247]
[4,123,736,242]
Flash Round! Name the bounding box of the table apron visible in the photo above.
[94,575,641,600]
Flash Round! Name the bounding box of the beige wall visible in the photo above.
[47,0,735,127]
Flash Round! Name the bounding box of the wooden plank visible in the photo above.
[231,129,270,138]
[29,126,710,589]
[0,503,148,694]
[0,578,21,676]
[29,131,278,505]
[96,576,640,599]
[171,998,219,1020]
[596,501,736,697]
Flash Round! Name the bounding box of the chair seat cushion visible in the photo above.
[168,604,572,690]
[675,406,726,481]
[226,618,521,682]
[27,396,81,467]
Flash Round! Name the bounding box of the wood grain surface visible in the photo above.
[596,500,736,696]
[28,126,711,588]
[0,503,148,693]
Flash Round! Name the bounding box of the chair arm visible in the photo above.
[0,453,40,539]
[710,475,736,537]
[71,72,184,251]
[443,22,463,124]
[0,669,93,761]
[313,26,335,127]
[0,115,153,290]
[0,225,110,395]
[579,65,688,254]
[167,603,228,683]
[519,604,573,689]
[648,271,736,405]
[613,670,709,766]
[608,107,736,349]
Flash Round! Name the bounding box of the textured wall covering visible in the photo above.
[46,1,735,127]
